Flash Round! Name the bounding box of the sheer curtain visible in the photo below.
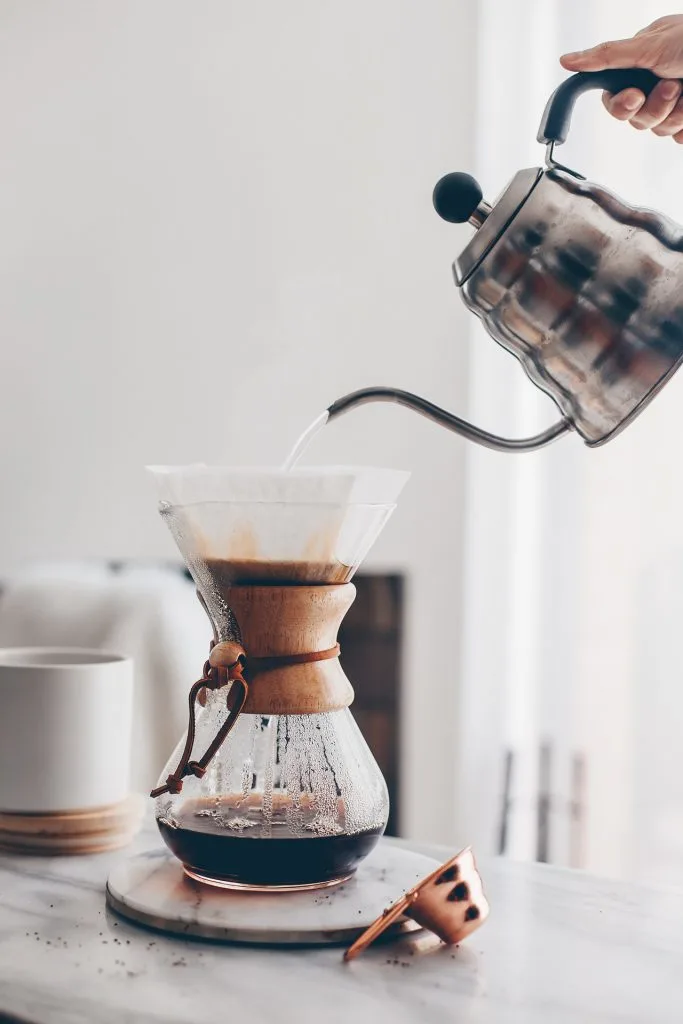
[457,0,683,882]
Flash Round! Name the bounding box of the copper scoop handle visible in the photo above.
[343,892,418,962]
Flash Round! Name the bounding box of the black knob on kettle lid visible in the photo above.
[433,172,483,223]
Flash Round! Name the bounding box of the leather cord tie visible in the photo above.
[245,643,340,676]
[149,641,341,799]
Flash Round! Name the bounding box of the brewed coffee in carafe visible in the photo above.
[149,466,409,890]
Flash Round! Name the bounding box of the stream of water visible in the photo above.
[281,410,329,470]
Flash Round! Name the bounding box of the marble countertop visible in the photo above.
[2,818,683,1024]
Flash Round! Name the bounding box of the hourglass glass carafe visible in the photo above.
[149,465,409,891]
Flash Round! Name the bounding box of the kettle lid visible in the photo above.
[433,167,542,285]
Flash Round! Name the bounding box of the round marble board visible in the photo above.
[106,839,439,945]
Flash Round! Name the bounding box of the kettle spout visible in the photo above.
[327,388,571,454]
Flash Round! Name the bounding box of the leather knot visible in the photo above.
[186,761,206,779]
[164,775,183,794]
[210,641,247,673]
[228,655,247,681]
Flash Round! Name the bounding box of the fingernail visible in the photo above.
[624,93,642,110]
[561,50,585,63]
[662,81,680,99]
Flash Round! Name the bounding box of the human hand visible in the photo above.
[560,15,683,141]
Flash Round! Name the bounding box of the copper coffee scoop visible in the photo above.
[344,846,488,961]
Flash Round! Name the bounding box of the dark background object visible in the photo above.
[339,573,404,836]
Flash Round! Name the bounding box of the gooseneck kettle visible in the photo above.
[329,70,683,452]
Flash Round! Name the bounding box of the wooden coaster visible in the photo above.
[0,822,139,848]
[0,794,145,838]
[0,828,139,856]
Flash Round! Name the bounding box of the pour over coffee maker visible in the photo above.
[149,465,409,891]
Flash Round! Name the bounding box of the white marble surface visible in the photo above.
[106,844,438,944]
[2,816,683,1023]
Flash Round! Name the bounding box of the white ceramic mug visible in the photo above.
[0,648,133,813]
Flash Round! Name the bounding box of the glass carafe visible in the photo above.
[149,466,409,891]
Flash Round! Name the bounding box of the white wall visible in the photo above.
[0,1,477,840]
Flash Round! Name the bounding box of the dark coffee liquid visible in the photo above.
[157,798,383,887]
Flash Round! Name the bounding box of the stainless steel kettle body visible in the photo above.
[328,69,683,452]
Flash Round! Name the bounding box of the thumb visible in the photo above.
[560,37,650,71]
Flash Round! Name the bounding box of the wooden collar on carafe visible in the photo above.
[225,582,356,715]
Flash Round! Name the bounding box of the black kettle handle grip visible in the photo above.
[538,68,666,145]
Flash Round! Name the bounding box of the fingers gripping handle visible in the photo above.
[538,68,665,145]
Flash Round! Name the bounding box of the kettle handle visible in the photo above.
[327,387,571,454]
[538,68,668,145]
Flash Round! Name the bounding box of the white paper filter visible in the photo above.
[147,466,410,572]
